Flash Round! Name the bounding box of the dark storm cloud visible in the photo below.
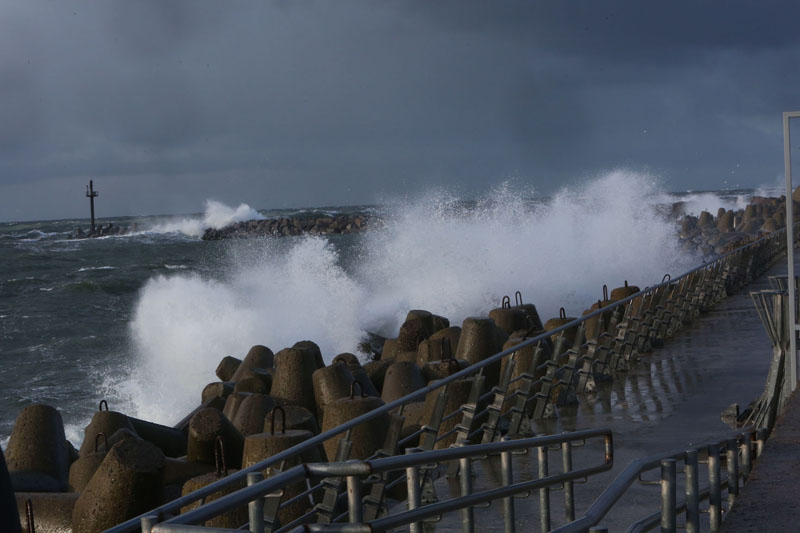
[1,0,799,221]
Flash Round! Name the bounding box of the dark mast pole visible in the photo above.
[85,180,98,231]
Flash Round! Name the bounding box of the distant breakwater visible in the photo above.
[201,214,373,240]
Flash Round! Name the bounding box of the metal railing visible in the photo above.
[113,224,795,533]
[551,427,767,533]
[144,428,613,533]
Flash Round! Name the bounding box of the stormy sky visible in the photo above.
[2,1,800,222]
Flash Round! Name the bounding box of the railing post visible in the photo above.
[140,515,158,533]
[708,444,722,531]
[538,445,550,532]
[406,448,423,533]
[741,433,752,481]
[660,459,677,533]
[347,475,363,524]
[501,438,516,533]
[726,439,739,507]
[756,428,767,458]
[562,440,575,522]
[247,472,265,533]
[459,456,474,533]
[685,450,700,533]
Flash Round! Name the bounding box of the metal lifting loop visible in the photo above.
[214,436,228,478]
[269,405,286,435]
[350,380,365,399]
[26,498,35,533]
[662,274,671,283]
[502,295,511,309]
[515,291,523,306]
[560,307,567,320]
[602,284,609,301]
[98,399,108,412]
[95,432,107,454]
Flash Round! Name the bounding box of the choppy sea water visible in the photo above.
[0,172,781,448]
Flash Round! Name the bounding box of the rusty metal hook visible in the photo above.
[560,307,567,320]
[350,381,365,398]
[269,405,286,435]
[98,399,108,412]
[515,291,523,306]
[662,274,671,283]
[602,284,609,301]
[95,432,107,454]
[214,436,228,478]
[26,498,35,533]
[501,295,511,309]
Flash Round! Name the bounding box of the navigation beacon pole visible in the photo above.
[85,180,98,231]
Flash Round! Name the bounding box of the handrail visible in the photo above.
[550,427,762,533]
[151,428,612,531]
[110,225,793,533]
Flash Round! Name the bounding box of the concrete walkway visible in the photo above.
[722,388,800,532]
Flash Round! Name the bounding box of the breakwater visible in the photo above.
[201,214,372,240]
[1,211,790,532]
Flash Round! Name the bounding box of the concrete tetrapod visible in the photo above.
[186,408,244,469]
[230,393,276,437]
[363,358,393,394]
[6,404,72,492]
[68,431,113,493]
[233,376,269,394]
[243,407,324,524]
[71,438,165,533]
[262,404,320,437]
[215,356,242,382]
[230,345,274,382]
[201,382,234,408]
[180,469,246,529]
[222,391,251,421]
[312,362,355,419]
[271,346,323,414]
[417,336,454,366]
[488,307,530,336]
[16,492,78,533]
[321,394,390,460]
[543,308,579,346]
[455,317,508,388]
[380,361,426,403]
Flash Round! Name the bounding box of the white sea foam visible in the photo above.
[144,200,264,237]
[77,266,117,272]
[119,170,699,426]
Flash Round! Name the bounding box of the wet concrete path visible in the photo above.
[426,252,792,531]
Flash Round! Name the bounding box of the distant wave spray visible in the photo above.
[144,200,264,237]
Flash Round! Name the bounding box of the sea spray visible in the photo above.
[120,170,700,426]
[123,237,366,423]
[144,200,265,237]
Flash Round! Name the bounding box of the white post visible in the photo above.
[784,111,800,391]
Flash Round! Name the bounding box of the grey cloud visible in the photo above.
[1,1,800,220]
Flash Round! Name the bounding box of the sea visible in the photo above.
[0,171,782,449]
